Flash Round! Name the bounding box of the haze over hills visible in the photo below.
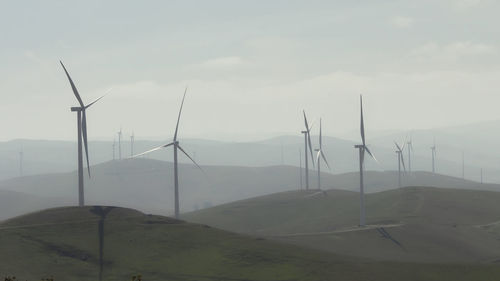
[0,158,497,222]
[3,119,500,183]
[185,187,500,263]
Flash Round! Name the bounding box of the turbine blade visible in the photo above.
[307,131,315,167]
[360,95,366,146]
[321,150,331,170]
[131,142,174,158]
[82,110,91,177]
[319,118,322,149]
[173,87,188,141]
[394,141,402,152]
[365,146,378,163]
[60,61,84,107]
[177,144,205,173]
[401,154,406,172]
[85,88,112,109]
[303,110,310,131]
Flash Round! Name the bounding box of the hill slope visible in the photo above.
[0,159,497,221]
[2,206,500,281]
[184,187,500,263]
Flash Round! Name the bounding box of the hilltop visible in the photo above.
[2,206,500,281]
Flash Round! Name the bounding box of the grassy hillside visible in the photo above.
[184,187,500,263]
[2,206,500,281]
[0,158,497,221]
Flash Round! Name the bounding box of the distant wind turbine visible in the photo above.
[354,95,377,227]
[394,141,407,188]
[118,128,123,160]
[132,88,203,219]
[407,137,413,174]
[112,138,116,161]
[431,138,436,173]
[315,119,331,189]
[130,132,135,157]
[462,151,465,179]
[301,110,315,190]
[61,61,108,207]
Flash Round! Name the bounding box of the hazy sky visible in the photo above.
[1,0,499,141]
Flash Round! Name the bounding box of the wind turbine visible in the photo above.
[462,151,465,179]
[407,137,413,174]
[118,128,122,160]
[394,141,407,188]
[315,119,330,189]
[130,132,135,157]
[112,138,116,161]
[61,61,107,207]
[431,138,436,173]
[354,95,377,227]
[132,88,202,219]
[301,110,315,190]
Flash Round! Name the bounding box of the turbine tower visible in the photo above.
[133,88,202,219]
[299,148,303,190]
[431,138,436,173]
[301,110,315,190]
[112,138,116,161]
[354,95,377,227]
[395,141,407,188]
[407,138,413,174]
[118,128,122,160]
[315,119,330,189]
[130,132,135,157]
[61,61,107,207]
[462,151,465,179]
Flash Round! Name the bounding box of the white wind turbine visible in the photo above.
[301,110,315,190]
[61,61,109,207]
[132,88,203,219]
[354,95,377,227]
[314,119,330,189]
[394,141,407,188]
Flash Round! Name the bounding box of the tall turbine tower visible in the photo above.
[61,61,107,207]
[431,138,436,173]
[315,119,331,189]
[354,95,377,227]
[299,148,303,190]
[301,111,315,190]
[394,141,407,188]
[118,128,122,160]
[133,88,203,219]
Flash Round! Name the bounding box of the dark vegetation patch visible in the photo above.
[20,234,98,264]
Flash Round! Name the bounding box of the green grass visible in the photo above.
[3,206,500,280]
[184,186,500,263]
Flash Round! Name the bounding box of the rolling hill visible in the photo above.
[184,187,500,263]
[2,206,500,281]
[0,159,497,222]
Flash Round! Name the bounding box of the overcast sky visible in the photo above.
[0,0,499,141]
